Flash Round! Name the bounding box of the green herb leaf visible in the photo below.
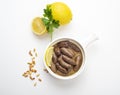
[52,20,60,28]
[42,4,60,40]
[41,18,49,25]
[43,5,52,20]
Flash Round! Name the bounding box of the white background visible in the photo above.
[0,0,120,95]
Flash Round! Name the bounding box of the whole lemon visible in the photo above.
[50,2,72,25]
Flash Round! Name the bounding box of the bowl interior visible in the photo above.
[44,38,85,80]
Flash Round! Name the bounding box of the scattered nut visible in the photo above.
[29,76,35,80]
[34,82,37,87]
[35,53,38,57]
[38,78,42,82]
[31,69,37,73]
[22,73,28,77]
[27,62,32,65]
[33,48,36,52]
[32,60,36,65]
[29,50,33,56]
[22,48,42,87]
[36,74,40,77]
[43,68,49,73]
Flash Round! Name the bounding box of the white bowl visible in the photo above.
[43,37,86,80]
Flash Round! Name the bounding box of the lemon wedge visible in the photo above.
[45,46,54,66]
[32,17,47,35]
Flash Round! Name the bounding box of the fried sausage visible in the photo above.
[56,70,66,76]
[67,48,75,56]
[50,63,57,73]
[74,55,82,72]
[57,41,69,48]
[62,55,76,66]
[56,63,68,74]
[60,48,74,58]
[58,56,72,69]
[54,47,61,57]
[68,42,80,52]
[52,53,57,64]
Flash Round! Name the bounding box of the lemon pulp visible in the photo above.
[45,46,54,66]
[32,17,47,35]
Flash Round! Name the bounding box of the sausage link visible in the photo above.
[52,53,57,64]
[68,42,80,52]
[62,55,76,66]
[57,41,69,48]
[67,48,75,56]
[56,70,66,76]
[58,56,72,69]
[50,63,57,73]
[74,55,82,72]
[54,47,61,57]
[60,48,74,58]
[56,63,68,74]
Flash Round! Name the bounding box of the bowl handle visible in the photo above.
[81,33,99,49]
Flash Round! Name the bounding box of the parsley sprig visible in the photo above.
[42,5,60,40]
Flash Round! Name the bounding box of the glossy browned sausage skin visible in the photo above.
[58,56,72,69]
[68,42,80,52]
[56,63,68,74]
[62,55,76,66]
[50,63,57,73]
[67,48,75,56]
[60,48,74,58]
[57,41,69,48]
[54,47,61,57]
[56,70,66,76]
[52,53,57,64]
[74,55,82,72]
